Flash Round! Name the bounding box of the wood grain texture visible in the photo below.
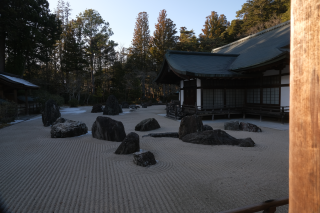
[290,0,320,212]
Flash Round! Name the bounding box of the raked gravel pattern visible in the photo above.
[0,106,289,213]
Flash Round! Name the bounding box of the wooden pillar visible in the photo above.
[25,89,29,115]
[290,0,320,212]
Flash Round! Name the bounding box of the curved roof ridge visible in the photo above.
[212,20,290,53]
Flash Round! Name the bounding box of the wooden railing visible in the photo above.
[218,198,289,213]
[166,102,289,123]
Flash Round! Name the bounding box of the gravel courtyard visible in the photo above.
[0,105,289,213]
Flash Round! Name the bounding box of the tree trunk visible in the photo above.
[141,74,146,99]
[290,0,320,212]
[0,31,5,73]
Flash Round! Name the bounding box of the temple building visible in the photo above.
[155,21,290,121]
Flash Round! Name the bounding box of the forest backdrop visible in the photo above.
[0,0,290,105]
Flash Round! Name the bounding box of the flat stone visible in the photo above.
[133,151,157,167]
[51,117,88,138]
[142,132,179,138]
[115,132,140,154]
[92,116,126,142]
[135,118,160,131]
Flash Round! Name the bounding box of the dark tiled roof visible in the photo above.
[212,21,290,71]
[0,74,39,88]
[165,51,246,78]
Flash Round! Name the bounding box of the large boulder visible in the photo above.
[135,118,160,131]
[181,129,255,147]
[92,116,126,141]
[91,104,103,113]
[103,95,120,115]
[203,124,213,131]
[42,100,61,127]
[224,121,240,131]
[178,115,203,139]
[133,151,157,167]
[239,122,262,132]
[51,117,88,138]
[115,132,140,154]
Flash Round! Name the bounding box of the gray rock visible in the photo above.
[91,104,103,113]
[115,132,140,154]
[133,151,157,167]
[129,105,138,109]
[42,100,61,127]
[239,138,256,147]
[181,129,255,147]
[118,104,123,113]
[103,95,120,115]
[178,115,203,139]
[224,121,240,131]
[203,124,213,131]
[92,116,126,142]
[51,117,88,138]
[135,118,160,131]
[239,122,262,132]
[143,132,179,138]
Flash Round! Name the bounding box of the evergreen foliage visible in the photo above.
[150,9,178,71]
[0,0,291,106]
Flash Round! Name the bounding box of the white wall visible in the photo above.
[281,75,290,84]
[281,87,290,106]
[197,79,201,109]
[180,80,184,106]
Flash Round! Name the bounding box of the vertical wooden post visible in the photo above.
[290,1,320,212]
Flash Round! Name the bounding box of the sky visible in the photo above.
[48,0,247,49]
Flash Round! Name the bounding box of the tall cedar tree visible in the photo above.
[198,11,228,52]
[150,9,178,71]
[0,0,61,75]
[130,12,150,98]
[76,9,113,94]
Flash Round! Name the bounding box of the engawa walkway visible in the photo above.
[0,106,289,213]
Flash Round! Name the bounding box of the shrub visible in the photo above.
[69,98,79,107]
[32,90,65,112]
[0,101,18,123]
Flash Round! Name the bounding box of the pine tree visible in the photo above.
[0,0,61,75]
[175,27,198,52]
